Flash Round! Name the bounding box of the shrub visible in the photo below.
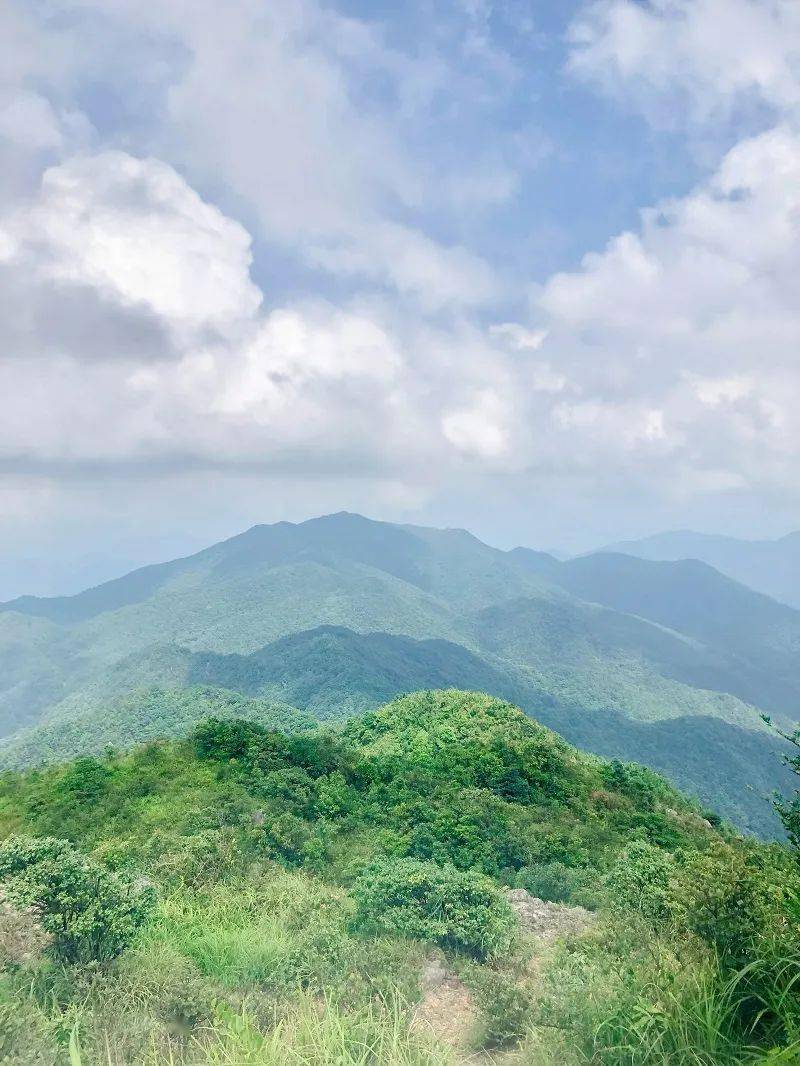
[0,836,154,964]
[471,970,534,1048]
[351,855,515,960]
[262,813,318,865]
[674,843,796,969]
[515,861,596,906]
[603,840,677,922]
[599,759,674,809]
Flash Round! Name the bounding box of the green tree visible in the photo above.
[0,836,154,963]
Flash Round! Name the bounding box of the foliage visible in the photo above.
[352,855,515,960]
[603,840,678,923]
[514,861,599,907]
[0,835,154,963]
[0,689,795,1062]
[770,719,800,852]
[3,509,798,839]
[470,969,534,1048]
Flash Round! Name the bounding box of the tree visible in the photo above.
[0,836,154,963]
[762,716,800,854]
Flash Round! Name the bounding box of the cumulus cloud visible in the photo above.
[568,0,800,123]
[3,0,800,583]
[442,390,512,460]
[72,0,510,310]
[0,150,433,474]
[530,125,800,493]
[0,153,261,363]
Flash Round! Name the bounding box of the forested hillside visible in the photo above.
[0,513,796,835]
[604,530,800,609]
[0,691,797,1063]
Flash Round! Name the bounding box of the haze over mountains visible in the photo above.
[1,512,795,835]
[604,530,800,609]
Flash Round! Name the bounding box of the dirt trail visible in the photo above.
[411,890,595,1062]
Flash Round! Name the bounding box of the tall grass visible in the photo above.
[64,994,452,1066]
[194,994,452,1065]
[530,919,800,1066]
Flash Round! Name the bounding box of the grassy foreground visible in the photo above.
[0,689,797,1063]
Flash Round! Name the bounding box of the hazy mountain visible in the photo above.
[603,530,800,609]
[0,512,796,834]
[511,549,800,722]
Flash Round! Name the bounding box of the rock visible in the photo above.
[419,952,448,990]
[505,888,595,942]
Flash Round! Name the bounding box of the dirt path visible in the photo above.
[411,890,595,1061]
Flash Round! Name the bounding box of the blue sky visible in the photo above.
[1,0,800,597]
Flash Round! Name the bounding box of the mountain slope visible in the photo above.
[604,529,800,609]
[511,549,800,724]
[0,512,795,835]
[1,625,791,836]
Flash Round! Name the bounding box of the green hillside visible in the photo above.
[604,529,800,609]
[1,513,797,836]
[0,691,797,1063]
[513,549,800,721]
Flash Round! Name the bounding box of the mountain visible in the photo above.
[511,549,800,722]
[0,511,796,835]
[603,529,800,609]
[7,690,797,1063]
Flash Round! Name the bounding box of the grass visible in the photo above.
[64,995,452,1066]
[0,692,797,1064]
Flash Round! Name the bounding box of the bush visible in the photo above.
[351,855,515,960]
[0,836,154,964]
[515,861,597,906]
[674,843,795,968]
[603,840,677,922]
[471,970,534,1048]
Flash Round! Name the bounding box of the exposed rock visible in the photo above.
[505,888,595,942]
[419,951,448,990]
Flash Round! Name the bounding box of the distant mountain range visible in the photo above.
[603,530,800,609]
[1,512,796,835]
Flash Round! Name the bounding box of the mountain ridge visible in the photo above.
[601,528,800,608]
[0,512,796,835]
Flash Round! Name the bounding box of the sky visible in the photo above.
[2,0,800,598]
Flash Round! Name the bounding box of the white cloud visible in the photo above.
[308,222,498,311]
[489,322,547,351]
[442,390,512,459]
[3,0,800,572]
[86,0,505,309]
[15,153,262,332]
[530,126,800,492]
[569,0,800,123]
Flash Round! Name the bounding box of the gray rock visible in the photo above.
[505,888,595,942]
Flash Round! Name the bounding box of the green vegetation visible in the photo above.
[0,686,314,769]
[0,689,796,1063]
[352,856,515,960]
[2,513,798,836]
[0,835,153,964]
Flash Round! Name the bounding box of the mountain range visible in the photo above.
[1,512,796,835]
[604,529,800,609]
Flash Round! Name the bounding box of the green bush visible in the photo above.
[515,861,597,906]
[603,840,677,922]
[471,969,534,1048]
[0,836,154,964]
[351,855,515,960]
